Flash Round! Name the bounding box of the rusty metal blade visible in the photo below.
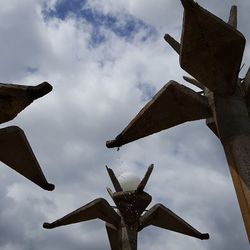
[139,203,209,240]
[106,166,123,192]
[180,2,245,94]
[0,126,54,191]
[105,223,119,250]
[136,164,154,192]
[106,81,211,148]
[43,198,121,229]
[0,82,52,124]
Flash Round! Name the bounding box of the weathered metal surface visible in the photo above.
[43,198,121,229]
[224,136,250,240]
[228,5,237,28]
[0,81,54,191]
[112,191,152,225]
[105,223,119,250]
[209,94,250,239]
[139,203,209,240]
[43,166,209,248]
[119,221,138,250]
[180,1,245,95]
[106,81,211,148]
[0,82,52,124]
[244,68,250,111]
[0,126,54,191]
[106,0,250,242]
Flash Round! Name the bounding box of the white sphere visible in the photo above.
[118,172,141,191]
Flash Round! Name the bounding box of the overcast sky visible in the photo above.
[0,0,250,249]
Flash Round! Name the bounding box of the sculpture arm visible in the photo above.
[139,203,209,240]
[43,198,121,229]
[0,82,52,124]
[106,81,210,148]
[0,126,54,190]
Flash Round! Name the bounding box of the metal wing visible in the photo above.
[180,0,245,95]
[106,81,211,148]
[0,82,52,124]
[139,203,209,240]
[105,223,119,250]
[0,126,54,190]
[43,198,121,229]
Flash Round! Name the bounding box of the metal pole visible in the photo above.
[208,90,250,240]
[119,223,137,250]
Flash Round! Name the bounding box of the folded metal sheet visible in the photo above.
[0,126,54,190]
[43,198,121,229]
[139,203,209,240]
[106,81,211,148]
[180,1,245,94]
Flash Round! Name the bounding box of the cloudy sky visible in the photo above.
[0,0,250,249]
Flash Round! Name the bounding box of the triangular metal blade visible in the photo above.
[0,126,54,191]
[228,5,237,28]
[0,82,52,124]
[136,164,154,192]
[106,81,211,148]
[106,166,123,192]
[105,223,119,250]
[43,198,121,229]
[139,203,209,240]
[180,1,245,95]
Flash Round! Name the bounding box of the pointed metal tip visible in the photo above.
[28,82,53,100]
[43,222,54,229]
[149,164,154,170]
[43,183,55,191]
[180,0,196,8]
[164,34,170,41]
[228,5,237,28]
[106,139,122,148]
[164,34,180,54]
[200,233,209,240]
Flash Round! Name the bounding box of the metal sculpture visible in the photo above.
[106,0,250,241]
[43,165,209,250]
[0,81,54,191]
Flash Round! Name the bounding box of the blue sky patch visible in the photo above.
[42,0,157,46]
[137,82,156,102]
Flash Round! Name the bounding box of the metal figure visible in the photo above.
[0,81,54,190]
[106,0,250,241]
[43,165,209,250]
